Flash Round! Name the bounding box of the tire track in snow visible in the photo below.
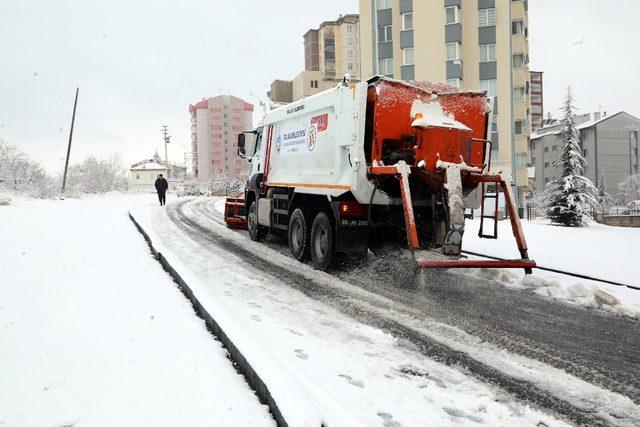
[165,199,640,426]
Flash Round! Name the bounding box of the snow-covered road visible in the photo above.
[0,194,274,426]
[132,196,640,426]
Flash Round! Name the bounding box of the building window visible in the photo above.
[445,6,459,24]
[544,147,549,153]
[531,94,542,103]
[376,0,391,9]
[446,42,460,60]
[136,174,140,180]
[402,12,413,30]
[545,177,550,184]
[479,44,496,62]
[532,105,542,114]
[478,8,495,27]
[402,47,414,65]
[544,162,549,169]
[552,145,557,152]
[583,148,588,157]
[347,25,353,32]
[348,62,354,71]
[378,25,392,42]
[347,50,353,58]
[531,157,536,166]
[512,20,524,35]
[446,78,461,88]
[310,80,318,88]
[480,79,497,98]
[513,86,525,102]
[378,58,393,76]
[347,37,354,46]
[513,53,525,68]
[515,120,526,135]
[531,83,542,92]
[516,152,528,168]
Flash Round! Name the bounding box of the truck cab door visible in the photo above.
[250,129,263,175]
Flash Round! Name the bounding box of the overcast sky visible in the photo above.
[1,0,639,173]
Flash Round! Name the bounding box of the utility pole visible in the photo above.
[161,125,170,178]
[61,87,79,193]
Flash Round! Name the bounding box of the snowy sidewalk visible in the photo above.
[0,194,273,426]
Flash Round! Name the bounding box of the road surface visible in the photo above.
[165,198,640,425]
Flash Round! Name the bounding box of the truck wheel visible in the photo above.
[310,212,335,271]
[248,201,267,241]
[288,208,310,261]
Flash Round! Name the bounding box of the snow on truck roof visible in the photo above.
[368,75,487,97]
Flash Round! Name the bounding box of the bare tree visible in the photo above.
[66,154,128,194]
[617,174,640,204]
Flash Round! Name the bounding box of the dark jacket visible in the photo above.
[155,177,168,193]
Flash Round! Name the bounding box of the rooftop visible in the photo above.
[531,111,620,140]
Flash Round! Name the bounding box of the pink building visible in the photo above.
[189,95,254,180]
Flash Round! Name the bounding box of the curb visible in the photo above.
[128,212,287,427]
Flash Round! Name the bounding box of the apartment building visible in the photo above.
[359,0,532,205]
[269,14,360,103]
[530,71,543,129]
[189,95,254,180]
[530,111,640,193]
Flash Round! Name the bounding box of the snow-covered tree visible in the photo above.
[66,154,128,194]
[0,138,56,197]
[596,174,614,207]
[617,174,640,204]
[206,172,243,196]
[545,87,598,226]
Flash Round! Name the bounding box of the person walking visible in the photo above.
[154,174,169,206]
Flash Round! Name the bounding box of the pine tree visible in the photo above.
[597,174,614,206]
[545,87,598,226]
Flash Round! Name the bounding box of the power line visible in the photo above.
[0,106,65,119]
[77,113,148,154]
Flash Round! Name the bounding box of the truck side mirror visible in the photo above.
[237,133,246,158]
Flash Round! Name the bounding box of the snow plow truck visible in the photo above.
[225,76,535,273]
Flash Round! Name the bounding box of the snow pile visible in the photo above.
[463,218,640,318]
[466,268,639,319]
[410,99,470,131]
[0,194,273,426]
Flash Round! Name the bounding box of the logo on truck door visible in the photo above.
[311,113,329,132]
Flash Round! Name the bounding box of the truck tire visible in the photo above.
[310,211,335,271]
[288,208,310,261]
[248,201,267,241]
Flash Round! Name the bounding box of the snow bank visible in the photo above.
[463,218,640,318]
[0,194,273,426]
